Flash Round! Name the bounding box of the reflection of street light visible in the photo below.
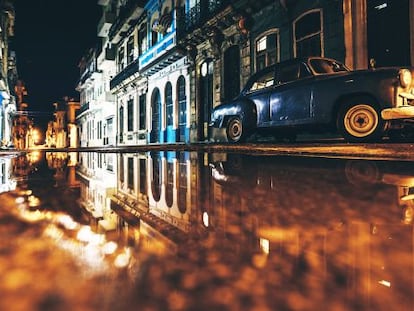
[32,129,40,145]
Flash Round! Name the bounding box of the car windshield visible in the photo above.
[309,58,349,74]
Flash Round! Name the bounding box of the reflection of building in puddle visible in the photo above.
[108,151,208,253]
[0,155,16,193]
[76,152,117,232]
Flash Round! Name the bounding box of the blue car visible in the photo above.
[209,57,414,143]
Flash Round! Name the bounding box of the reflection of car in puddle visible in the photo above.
[344,159,414,223]
[210,154,414,224]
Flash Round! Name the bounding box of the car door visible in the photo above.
[244,67,276,126]
[270,62,313,125]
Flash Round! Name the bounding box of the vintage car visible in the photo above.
[209,57,414,143]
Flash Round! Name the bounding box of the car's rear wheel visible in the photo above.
[226,117,245,143]
[337,99,385,142]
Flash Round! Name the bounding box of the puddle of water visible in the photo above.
[0,151,413,311]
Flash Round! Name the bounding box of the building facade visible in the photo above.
[45,98,80,148]
[78,0,414,147]
[0,0,17,148]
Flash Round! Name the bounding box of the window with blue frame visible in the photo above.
[165,82,173,127]
[177,75,186,142]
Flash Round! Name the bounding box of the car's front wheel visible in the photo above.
[226,117,246,143]
[337,99,385,142]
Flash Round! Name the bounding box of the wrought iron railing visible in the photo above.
[181,0,229,32]
[109,58,139,90]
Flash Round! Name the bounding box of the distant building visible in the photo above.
[45,98,80,148]
[0,0,17,147]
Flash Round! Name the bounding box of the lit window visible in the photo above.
[255,30,279,71]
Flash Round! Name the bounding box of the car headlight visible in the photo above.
[399,69,412,88]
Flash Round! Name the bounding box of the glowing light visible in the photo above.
[400,194,414,201]
[102,241,118,255]
[56,214,79,230]
[77,226,105,245]
[374,3,387,10]
[260,238,270,254]
[378,280,391,287]
[114,248,131,268]
[28,195,41,207]
[15,196,25,204]
[202,212,209,227]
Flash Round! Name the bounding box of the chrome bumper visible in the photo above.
[382,91,414,120]
[381,106,414,120]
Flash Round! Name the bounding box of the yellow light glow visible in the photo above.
[76,226,105,245]
[260,238,270,254]
[55,214,79,230]
[15,196,25,204]
[202,212,209,227]
[102,241,118,255]
[114,248,131,268]
[378,280,391,287]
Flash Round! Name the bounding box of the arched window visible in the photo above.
[150,88,161,143]
[177,76,187,142]
[177,152,187,214]
[166,160,174,208]
[151,152,161,202]
[255,30,279,71]
[294,10,323,58]
[165,82,173,127]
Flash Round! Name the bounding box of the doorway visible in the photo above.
[367,0,411,67]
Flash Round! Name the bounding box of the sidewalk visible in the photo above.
[11,141,414,162]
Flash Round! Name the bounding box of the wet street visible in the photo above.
[1,149,414,310]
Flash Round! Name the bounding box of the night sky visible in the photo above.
[12,0,101,117]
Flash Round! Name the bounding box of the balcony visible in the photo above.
[110,58,139,90]
[98,11,116,37]
[108,0,146,43]
[139,31,182,74]
[183,0,229,32]
[76,102,89,118]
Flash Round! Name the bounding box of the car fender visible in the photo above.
[331,92,380,125]
[219,99,257,129]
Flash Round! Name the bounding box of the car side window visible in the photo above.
[249,70,275,92]
[276,63,311,84]
[309,59,349,74]
[277,64,300,84]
